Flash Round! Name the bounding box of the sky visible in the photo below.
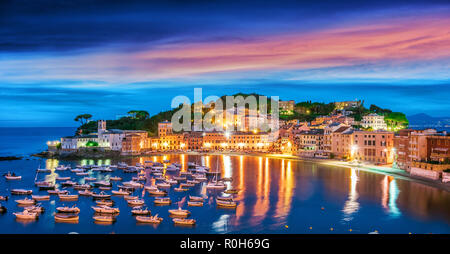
[0,0,449,127]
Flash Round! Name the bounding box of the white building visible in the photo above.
[361,113,387,130]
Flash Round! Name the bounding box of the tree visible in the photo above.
[74,114,93,125]
[128,110,149,120]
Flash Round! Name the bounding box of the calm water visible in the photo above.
[0,128,449,234]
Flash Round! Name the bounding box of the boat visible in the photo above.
[56,206,80,214]
[122,181,143,188]
[173,176,187,181]
[84,177,96,181]
[11,189,32,195]
[23,205,45,214]
[163,160,170,163]
[71,168,85,173]
[168,208,191,217]
[48,189,68,195]
[189,196,205,202]
[156,182,171,188]
[55,165,69,171]
[216,200,237,208]
[144,185,158,192]
[92,205,120,214]
[61,180,76,187]
[15,198,36,205]
[55,176,71,181]
[180,183,194,188]
[73,184,92,190]
[0,195,8,201]
[31,195,50,201]
[78,190,93,196]
[131,207,150,215]
[13,210,38,220]
[55,213,79,223]
[174,187,188,192]
[173,218,195,226]
[112,189,130,195]
[37,168,51,173]
[93,215,116,223]
[188,201,203,207]
[123,195,138,200]
[148,189,167,196]
[127,199,145,206]
[154,197,171,205]
[109,176,122,181]
[136,215,163,224]
[166,179,178,184]
[0,205,7,213]
[59,194,79,201]
[220,177,233,182]
[93,181,112,187]
[91,191,111,200]
[99,186,112,191]
[216,196,234,202]
[96,200,114,206]
[205,181,226,190]
[224,189,239,194]
[76,172,89,176]
[4,172,21,180]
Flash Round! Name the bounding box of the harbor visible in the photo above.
[0,154,449,234]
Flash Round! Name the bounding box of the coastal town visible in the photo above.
[46,99,450,184]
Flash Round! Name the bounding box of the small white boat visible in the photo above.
[154,197,171,205]
[4,172,21,180]
[188,201,203,207]
[156,182,171,188]
[56,206,80,214]
[15,198,36,205]
[59,194,79,201]
[173,218,195,226]
[109,176,122,181]
[84,177,96,181]
[91,191,111,199]
[136,215,162,224]
[112,189,130,195]
[56,176,71,181]
[189,196,205,202]
[216,200,238,208]
[11,189,32,195]
[127,199,145,206]
[55,214,79,223]
[48,189,68,195]
[78,190,93,196]
[168,208,191,217]
[92,205,120,214]
[206,182,226,190]
[131,207,150,215]
[96,200,114,206]
[93,215,116,223]
[148,189,167,196]
[124,195,139,200]
[13,210,38,220]
[32,195,50,201]
[174,187,188,192]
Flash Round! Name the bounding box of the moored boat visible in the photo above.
[11,189,32,195]
[224,189,239,194]
[168,207,191,217]
[13,210,38,220]
[15,198,36,206]
[55,213,79,223]
[189,196,205,202]
[93,215,116,223]
[111,189,130,195]
[173,218,195,226]
[148,189,167,196]
[48,189,68,195]
[216,200,237,208]
[91,191,111,200]
[96,199,114,206]
[56,206,80,214]
[131,207,150,215]
[0,195,8,201]
[187,201,203,207]
[153,197,171,205]
[4,172,21,180]
[136,214,162,224]
[92,205,120,214]
[127,199,145,206]
[59,194,79,201]
[109,176,122,181]
[32,195,50,201]
[123,195,138,200]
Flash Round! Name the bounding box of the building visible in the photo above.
[279,100,295,115]
[361,113,387,130]
[330,126,354,159]
[352,130,395,164]
[158,121,173,137]
[295,129,325,157]
[335,100,361,110]
[393,129,437,171]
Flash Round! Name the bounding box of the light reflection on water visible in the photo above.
[0,154,449,234]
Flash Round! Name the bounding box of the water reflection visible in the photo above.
[342,168,360,222]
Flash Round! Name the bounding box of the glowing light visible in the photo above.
[224,131,230,139]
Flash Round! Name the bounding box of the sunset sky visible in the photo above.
[1,0,449,126]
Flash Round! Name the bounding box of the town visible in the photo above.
[46,99,450,184]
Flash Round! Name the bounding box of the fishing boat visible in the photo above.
[32,195,50,201]
[92,205,120,214]
[4,172,21,180]
[48,189,68,195]
[15,198,36,205]
[216,200,237,208]
[168,208,191,217]
[188,201,203,207]
[59,194,79,201]
[56,176,71,181]
[0,195,8,201]
[55,213,79,223]
[109,176,122,181]
[127,199,145,206]
[96,200,114,206]
[189,196,205,202]
[136,215,163,224]
[112,189,130,195]
[93,215,116,223]
[13,210,38,220]
[148,189,167,196]
[173,218,195,226]
[131,207,150,215]
[154,197,171,205]
[56,206,80,214]
[11,189,32,195]
[91,191,111,200]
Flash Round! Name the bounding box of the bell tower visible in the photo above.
[98,120,106,136]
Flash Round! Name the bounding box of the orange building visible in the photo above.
[352,130,394,164]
